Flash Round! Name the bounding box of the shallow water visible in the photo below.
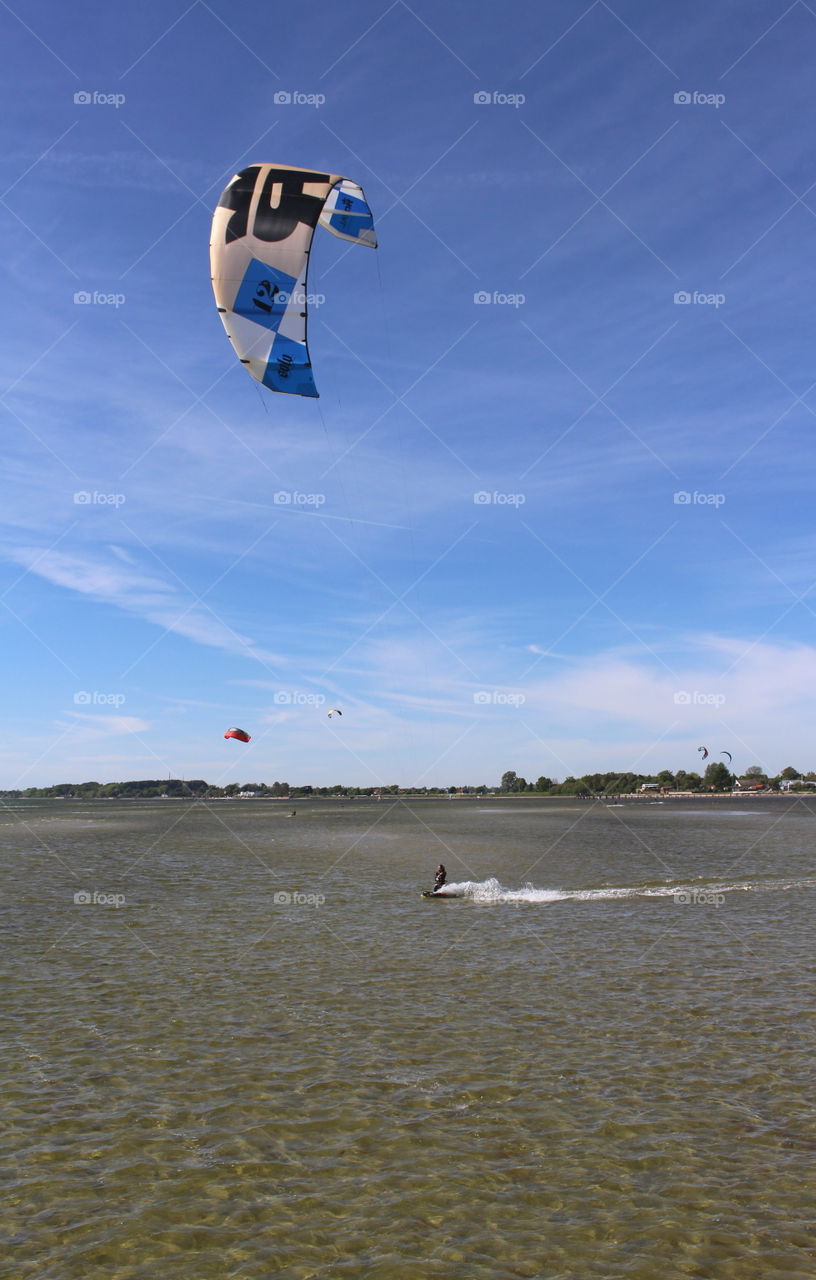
[2,796,815,1279]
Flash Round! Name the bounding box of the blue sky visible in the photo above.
[2,0,816,787]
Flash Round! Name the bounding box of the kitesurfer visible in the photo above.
[433,864,447,893]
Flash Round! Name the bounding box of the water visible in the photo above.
[3,797,815,1279]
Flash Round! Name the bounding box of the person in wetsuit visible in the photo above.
[433,864,447,893]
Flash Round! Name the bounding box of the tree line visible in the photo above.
[1,765,813,801]
[499,765,813,795]
[0,780,492,800]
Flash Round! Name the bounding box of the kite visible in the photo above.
[210,163,377,397]
[327,708,342,718]
[698,746,709,760]
[224,727,251,743]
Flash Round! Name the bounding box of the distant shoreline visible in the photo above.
[1,789,808,803]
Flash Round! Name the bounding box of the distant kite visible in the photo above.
[720,751,732,764]
[224,727,251,743]
[327,708,342,718]
[698,746,709,760]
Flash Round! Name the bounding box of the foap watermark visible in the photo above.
[273,90,326,108]
[674,90,725,109]
[274,691,326,707]
[74,691,126,708]
[474,690,526,707]
[673,690,726,707]
[474,490,526,506]
[674,888,725,907]
[275,291,325,308]
[74,890,126,908]
[273,490,326,507]
[474,290,525,307]
[673,490,725,507]
[74,491,126,507]
[273,891,326,907]
[74,290,126,307]
[474,90,525,108]
[674,290,725,308]
[74,90,126,108]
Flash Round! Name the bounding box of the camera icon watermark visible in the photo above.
[273,90,326,108]
[473,90,526,108]
[473,290,525,307]
[273,490,326,507]
[674,889,725,907]
[73,491,126,507]
[473,490,526,506]
[74,691,126,708]
[74,890,126,907]
[273,890,326,907]
[273,691,327,707]
[673,690,726,707]
[74,90,126,108]
[73,290,126,308]
[473,690,526,707]
[673,490,725,507]
[673,290,725,308]
[674,90,725,109]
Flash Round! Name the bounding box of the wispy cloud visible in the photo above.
[59,712,152,736]
[8,546,285,666]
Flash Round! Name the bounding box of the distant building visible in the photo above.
[639,782,660,791]
[734,779,765,792]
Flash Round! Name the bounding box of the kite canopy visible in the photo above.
[210,163,377,397]
[327,708,342,718]
[224,727,251,743]
[698,746,709,759]
[720,750,732,763]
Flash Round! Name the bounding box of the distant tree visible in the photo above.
[501,771,517,792]
[163,780,188,797]
[743,765,767,780]
[512,776,528,792]
[535,776,554,792]
[704,762,732,791]
[656,770,675,788]
[780,766,801,780]
[558,776,590,796]
[605,773,639,795]
[674,770,701,791]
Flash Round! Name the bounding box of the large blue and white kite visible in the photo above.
[210,164,377,397]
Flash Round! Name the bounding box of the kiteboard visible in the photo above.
[421,890,459,898]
